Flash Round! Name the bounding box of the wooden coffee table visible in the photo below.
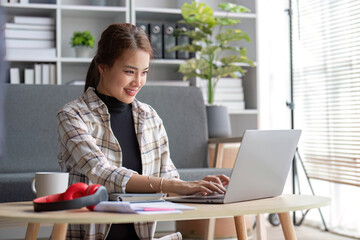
[0,194,330,240]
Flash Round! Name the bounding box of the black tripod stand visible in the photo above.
[268,1,328,231]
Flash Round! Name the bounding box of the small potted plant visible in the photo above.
[170,2,254,138]
[70,30,95,58]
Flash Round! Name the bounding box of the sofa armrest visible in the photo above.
[208,137,242,168]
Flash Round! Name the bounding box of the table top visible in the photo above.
[0,194,330,224]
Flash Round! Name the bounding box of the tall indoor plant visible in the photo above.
[171,2,254,137]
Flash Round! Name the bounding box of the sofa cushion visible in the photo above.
[137,86,209,169]
[0,173,36,202]
[0,85,83,173]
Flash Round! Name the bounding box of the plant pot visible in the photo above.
[74,46,92,58]
[206,105,231,138]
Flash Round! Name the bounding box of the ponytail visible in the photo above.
[84,58,100,92]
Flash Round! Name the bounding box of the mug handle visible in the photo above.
[31,176,37,194]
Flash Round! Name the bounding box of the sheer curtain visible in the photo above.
[291,0,360,237]
[258,0,360,237]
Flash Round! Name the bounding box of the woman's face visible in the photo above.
[97,49,150,104]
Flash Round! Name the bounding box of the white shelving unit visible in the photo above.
[1,0,130,85]
[2,0,258,135]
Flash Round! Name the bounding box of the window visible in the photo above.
[292,0,360,187]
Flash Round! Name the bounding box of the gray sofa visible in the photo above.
[0,84,231,203]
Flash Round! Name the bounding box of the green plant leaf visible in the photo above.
[218,2,250,13]
[216,29,250,44]
[70,30,95,48]
[220,55,254,66]
[181,2,217,28]
[201,45,220,55]
[215,17,240,26]
[169,44,202,53]
[213,65,246,78]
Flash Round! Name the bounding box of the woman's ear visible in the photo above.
[98,64,106,75]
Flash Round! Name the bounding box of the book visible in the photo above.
[41,63,50,84]
[5,39,55,48]
[109,193,165,202]
[49,64,56,85]
[13,16,55,25]
[93,201,195,215]
[10,68,20,84]
[5,23,55,31]
[24,68,34,84]
[34,64,42,84]
[6,48,56,60]
[5,29,55,40]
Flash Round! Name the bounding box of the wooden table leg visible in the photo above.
[25,222,40,240]
[51,223,68,240]
[256,214,268,240]
[204,218,216,240]
[278,212,297,240]
[234,216,247,240]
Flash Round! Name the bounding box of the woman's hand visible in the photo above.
[162,174,230,196]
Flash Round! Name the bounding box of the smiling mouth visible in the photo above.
[124,88,139,95]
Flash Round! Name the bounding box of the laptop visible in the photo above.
[167,129,301,204]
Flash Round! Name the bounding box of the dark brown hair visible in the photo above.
[84,23,153,92]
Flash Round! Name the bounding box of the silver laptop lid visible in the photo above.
[224,129,301,204]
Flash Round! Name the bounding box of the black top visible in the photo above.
[95,90,142,174]
[95,90,141,240]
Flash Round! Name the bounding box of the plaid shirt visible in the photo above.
[57,87,181,240]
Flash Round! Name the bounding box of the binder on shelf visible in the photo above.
[5,23,55,31]
[24,69,34,84]
[41,64,50,85]
[34,64,41,85]
[136,22,149,37]
[5,29,55,40]
[163,24,176,59]
[49,64,56,85]
[5,39,55,48]
[176,24,190,59]
[149,23,163,59]
[10,68,20,84]
[13,16,55,25]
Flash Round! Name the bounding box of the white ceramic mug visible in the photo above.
[31,172,69,198]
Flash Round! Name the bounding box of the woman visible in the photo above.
[57,23,229,240]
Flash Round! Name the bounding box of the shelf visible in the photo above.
[150,59,185,65]
[135,7,183,22]
[136,7,181,14]
[213,11,257,19]
[230,109,258,115]
[5,57,57,62]
[61,57,92,63]
[0,3,57,10]
[61,6,127,18]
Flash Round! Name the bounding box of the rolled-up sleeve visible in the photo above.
[57,110,134,193]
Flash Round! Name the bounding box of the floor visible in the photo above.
[251,225,358,240]
[160,224,359,240]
